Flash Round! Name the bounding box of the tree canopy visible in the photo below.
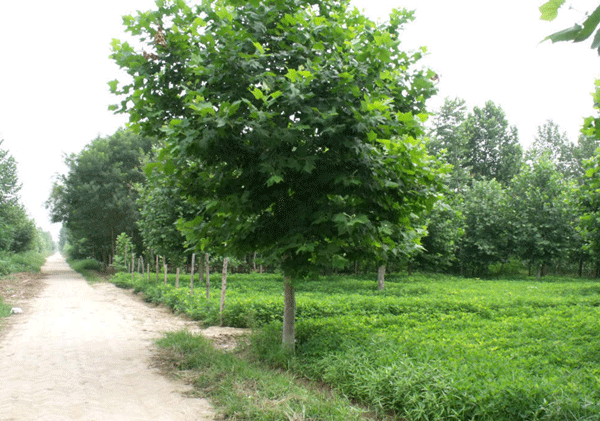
[111,0,445,350]
[46,130,153,262]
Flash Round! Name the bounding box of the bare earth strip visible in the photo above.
[0,253,215,421]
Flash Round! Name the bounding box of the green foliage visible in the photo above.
[541,1,600,54]
[46,129,154,263]
[510,158,576,277]
[111,0,443,280]
[462,101,522,185]
[115,270,600,420]
[0,251,47,275]
[456,179,515,276]
[526,120,579,178]
[136,152,193,267]
[0,296,10,319]
[155,331,366,420]
[113,232,133,271]
[67,258,106,283]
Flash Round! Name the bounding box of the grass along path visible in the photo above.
[112,270,600,420]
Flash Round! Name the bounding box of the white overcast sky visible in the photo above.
[0,0,599,241]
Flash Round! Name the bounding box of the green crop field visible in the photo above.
[113,271,600,420]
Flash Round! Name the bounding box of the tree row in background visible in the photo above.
[422,97,599,278]
[0,140,55,259]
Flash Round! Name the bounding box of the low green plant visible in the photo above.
[156,330,366,421]
[112,270,600,420]
[67,258,105,283]
[0,297,11,319]
[0,251,46,275]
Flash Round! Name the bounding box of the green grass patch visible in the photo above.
[0,251,46,275]
[156,330,367,421]
[0,297,11,318]
[67,258,106,283]
[112,271,600,420]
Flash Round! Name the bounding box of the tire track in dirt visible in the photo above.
[0,253,215,421]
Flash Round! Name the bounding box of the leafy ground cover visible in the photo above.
[0,251,47,276]
[67,258,108,283]
[112,271,600,420]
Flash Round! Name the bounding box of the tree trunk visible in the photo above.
[579,256,584,278]
[190,253,195,295]
[220,257,229,326]
[377,265,386,291]
[205,253,210,299]
[146,263,150,282]
[253,252,257,272]
[131,253,135,282]
[163,257,168,285]
[156,255,159,283]
[282,278,296,354]
[175,267,180,289]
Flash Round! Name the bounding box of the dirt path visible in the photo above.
[0,253,215,421]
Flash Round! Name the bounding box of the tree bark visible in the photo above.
[163,257,168,285]
[175,267,180,288]
[220,257,229,326]
[377,265,386,291]
[205,253,210,299]
[190,253,195,295]
[155,255,159,283]
[146,263,150,282]
[282,278,296,354]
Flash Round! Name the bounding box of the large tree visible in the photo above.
[111,0,444,351]
[510,158,575,278]
[427,98,470,190]
[526,120,578,178]
[462,101,522,185]
[46,130,153,263]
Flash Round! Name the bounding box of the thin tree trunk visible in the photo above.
[190,253,195,295]
[163,257,168,285]
[377,264,386,291]
[131,253,135,282]
[282,278,296,354]
[124,244,128,272]
[156,255,159,283]
[175,267,180,288]
[205,253,210,299]
[146,263,150,282]
[220,257,229,326]
[253,252,257,272]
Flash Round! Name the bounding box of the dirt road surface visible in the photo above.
[0,253,215,421]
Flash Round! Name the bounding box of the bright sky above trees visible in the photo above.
[0,0,598,240]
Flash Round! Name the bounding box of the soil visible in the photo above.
[0,253,244,421]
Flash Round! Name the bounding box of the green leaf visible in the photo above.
[544,24,583,43]
[252,41,265,54]
[592,29,600,50]
[108,80,119,92]
[251,87,265,100]
[539,0,566,21]
[574,5,600,42]
[266,175,283,186]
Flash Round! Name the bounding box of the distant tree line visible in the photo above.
[0,140,55,256]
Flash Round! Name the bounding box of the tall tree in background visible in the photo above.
[511,158,575,278]
[428,98,470,190]
[526,120,578,178]
[462,101,522,185]
[111,0,444,351]
[46,130,153,263]
[456,179,515,276]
